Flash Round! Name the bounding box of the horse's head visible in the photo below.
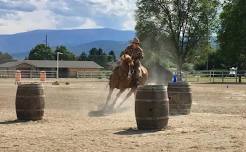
[121,54,134,66]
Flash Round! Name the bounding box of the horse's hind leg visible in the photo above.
[116,88,136,109]
[109,89,125,110]
[103,88,113,111]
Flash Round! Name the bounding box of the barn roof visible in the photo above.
[0,60,103,69]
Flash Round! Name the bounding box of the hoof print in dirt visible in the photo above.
[52,81,60,85]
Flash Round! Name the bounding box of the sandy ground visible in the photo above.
[0,79,246,152]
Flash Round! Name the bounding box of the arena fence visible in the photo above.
[76,71,112,79]
[0,70,56,79]
[0,70,111,79]
[184,70,246,83]
[77,70,246,83]
[1,69,246,83]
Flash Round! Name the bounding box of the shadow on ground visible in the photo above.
[88,110,109,117]
[0,119,29,125]
[114,127,169,136]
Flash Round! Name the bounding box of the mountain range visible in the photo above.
[0,28,135,59]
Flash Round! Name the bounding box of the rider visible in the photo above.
[120,37,144,86]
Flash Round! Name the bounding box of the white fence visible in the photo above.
[184,70,246,83]
[0,70,110,79]
[0,70,57,79]
[76,71,112,79]
[76,70,246,83]
[1,69,246,83]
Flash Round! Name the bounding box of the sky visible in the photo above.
[0,0,137,34]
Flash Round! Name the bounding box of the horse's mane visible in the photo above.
[121,54,133,65]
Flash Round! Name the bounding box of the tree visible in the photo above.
[193,42,216,70]
[108,50,116,62]
[55,45,76,60]
[218,0,246,81]
[88,48,99,61]
[88,48,109,67]
[194,50,225,70]
[97,52,108,67]
[0,52,14,63]
[28,44,54,60]
[136,0,219,80]
[78,52,88,61]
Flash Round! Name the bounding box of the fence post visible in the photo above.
[15,70,21,84]
[30,70,32,79]
[209,70,212,82]
[236,73,238,83]
[222,71,224,83]
[212,71,215,83]
[40,71,46,82]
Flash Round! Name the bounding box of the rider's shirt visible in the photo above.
[121,45,144,61]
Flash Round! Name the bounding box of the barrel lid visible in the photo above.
[168,81,190,86]
[18,83,43,88]
[137,85,167,90]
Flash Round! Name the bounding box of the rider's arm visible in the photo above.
[120,46,130,57]
[137,47,144,60]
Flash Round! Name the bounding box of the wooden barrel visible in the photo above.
[16,83,45,121]
[135,85,169,130]
[168,82,192,115]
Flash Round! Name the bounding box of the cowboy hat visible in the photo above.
[131,37,140,44]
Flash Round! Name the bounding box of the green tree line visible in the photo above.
[0,52,14,63]
[195,0,246,71]
[136,0,219,80]
[135,0,246,80]
[27,44,116,68]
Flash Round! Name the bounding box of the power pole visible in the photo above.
[56,52,63,79]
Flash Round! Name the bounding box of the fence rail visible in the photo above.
[76,71,112,79]
[0,69,246,83]
[0,70,56,79]
[184,70,246,83]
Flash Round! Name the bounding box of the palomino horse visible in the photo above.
[103,54,148,112]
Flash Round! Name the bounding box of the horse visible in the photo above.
[102,54,148,112]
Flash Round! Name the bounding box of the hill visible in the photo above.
[69,40,128,56]
[0,28,135,58]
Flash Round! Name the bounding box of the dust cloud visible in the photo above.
[140,37,176,85]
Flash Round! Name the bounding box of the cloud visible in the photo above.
[47,0,137,29]
[47,0,136,17]
[0,10,57,34]
[0,9,16,18]
[0,0,56,34]
[0,0,37,20]
[0,0,137,34]
[80,18,101,29]
[123,18,136,30]
[0,0,36,12]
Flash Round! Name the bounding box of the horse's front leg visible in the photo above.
[116,88,136,109]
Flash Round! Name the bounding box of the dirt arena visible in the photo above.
[0,79,246,152]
